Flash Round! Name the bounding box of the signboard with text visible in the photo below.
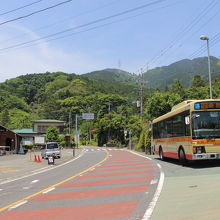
[82,113,94,120]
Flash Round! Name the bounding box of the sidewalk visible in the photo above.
[0,148,83,184]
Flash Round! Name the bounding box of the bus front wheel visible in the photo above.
[159,147,164,161]
[179,148,187,166]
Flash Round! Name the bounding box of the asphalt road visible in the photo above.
[0,147,161,220]
[150,156,220,220]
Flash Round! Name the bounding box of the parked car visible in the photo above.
[41,142,61,159]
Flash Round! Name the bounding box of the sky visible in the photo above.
[0,0,219,82]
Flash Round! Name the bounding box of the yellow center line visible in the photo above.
[0,149,109,213]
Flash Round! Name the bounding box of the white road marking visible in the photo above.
[0,149,86,185]
[8,200,27,211]
[126,150,165,220]
[31,180,39,184]
[157,163,162,169]
[42,187,55,194]
[0,189,3,191]
[142,163,164,220]
[91,149,94,151]
[23,186,30,190]
[97,149,100,151]
[150,179,158,185]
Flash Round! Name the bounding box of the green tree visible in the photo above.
[171,80,186,99]
[187,75,209,99]
[0,109,10,127]
[8,109,32,130]
[46,127,59,141]
[145,91,182,120]
[190,75,205,87]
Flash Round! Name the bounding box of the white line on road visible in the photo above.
[150,179,158,185]
[23,186,30,190]
[8,200,27,211]
[0,189,3,191]
[142,163,165,220]
[157,163,162,169]
[126,150,165,220]
[42,187,55,194]
[31,180,39,184]
[0,149,86,185]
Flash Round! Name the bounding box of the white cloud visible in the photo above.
[0,23,108,82]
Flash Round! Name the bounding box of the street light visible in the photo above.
[200,35,212,99]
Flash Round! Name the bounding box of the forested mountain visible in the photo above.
[82,57,220,90]
[0,71,141,130]
[82,68,137,84]
[143,56,220,89]
[0,56,220,147]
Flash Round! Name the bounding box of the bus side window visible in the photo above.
[185,115,190,136]
[166,119,173,137]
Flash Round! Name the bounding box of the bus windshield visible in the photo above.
[192,111,220,139]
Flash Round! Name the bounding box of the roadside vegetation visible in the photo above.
[1,61,220,150]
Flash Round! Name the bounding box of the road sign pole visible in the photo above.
[75,114,78,149]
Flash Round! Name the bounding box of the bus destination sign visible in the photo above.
[194,102,220,110]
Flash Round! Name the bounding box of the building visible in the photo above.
[13,128,37,146]
[0,125,21,153]
[33,120,65,134]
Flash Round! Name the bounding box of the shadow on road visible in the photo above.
[154,157,220,169]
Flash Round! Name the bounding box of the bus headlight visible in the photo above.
[193,146,206,154]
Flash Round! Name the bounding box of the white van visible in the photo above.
[41,142,61,159]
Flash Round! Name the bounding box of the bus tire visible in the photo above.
[159,147,164,161]
[179,148,187,166]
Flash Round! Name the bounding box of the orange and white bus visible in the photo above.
[152,99,220,165]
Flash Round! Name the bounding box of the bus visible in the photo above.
[152,99,220,165]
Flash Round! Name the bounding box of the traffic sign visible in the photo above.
[82,113,94,120]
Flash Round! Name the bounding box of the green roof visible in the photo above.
[33,120,65,123]
[13,129,37,134]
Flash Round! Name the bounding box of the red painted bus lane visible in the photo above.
[100,162,151,168]
[31,185,148,201]
[0,201,138,220]
[78,169,154,179]
[59,176,153,188]
[0,149,161,220]
[89,165,154,173]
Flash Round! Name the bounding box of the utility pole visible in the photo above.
[107,102,111,143]
[140,68,144,120]
[75,114,78,149]
[69,111,72,134]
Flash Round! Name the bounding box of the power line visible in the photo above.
[189,31,220,58]
[154,0,220,66]
[0,0,73,26]
[0,0,45,16]
[138,0,219,72]
[3,2,182,53]
[0,0,121,45]
[0,0,168,52]
[150,0,218,66]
